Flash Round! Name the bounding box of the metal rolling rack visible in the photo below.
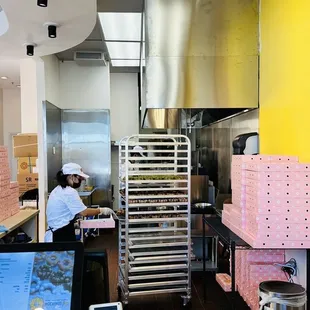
[118,134,191,307]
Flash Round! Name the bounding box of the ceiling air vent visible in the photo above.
[74,51,107,66]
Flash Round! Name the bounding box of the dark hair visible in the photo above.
[56,170,70,188]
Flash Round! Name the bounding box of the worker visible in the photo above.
[45,163,115,242]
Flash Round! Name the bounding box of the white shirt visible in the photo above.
[44,185,87,242]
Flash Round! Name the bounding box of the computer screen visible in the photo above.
[0,251,75,310]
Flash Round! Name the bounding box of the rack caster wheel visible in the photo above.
[181,297,191,308]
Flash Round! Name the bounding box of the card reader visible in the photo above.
[89,302,123,310]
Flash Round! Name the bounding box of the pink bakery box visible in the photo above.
[9,181,19,189]
[282,188,310,198]
[246,185,283,197]
[246,252,284,263]
[0,157,9,164]
[9,188,19,197]
[284,172,310,181]
[241,231,310,249]
[245,179,284,190]
[0,185,11,198]
[216,273,232,292]
[255,214,309,224]
[80,216,115,229]
[245,202,282,215]
[0,147,8,157]
[255,231,310,241]
[232,191,247,204]
[245,163,284,172]
[246,170,285,181]
[247,195,310,208]
[232,155,298,164]
[0,173,10,182]
[222,209,231,220]
[231,203,246,215]
[0,167,10,176]
[0,178,10,187]
[232,183,247,193]
[250,223,310,235]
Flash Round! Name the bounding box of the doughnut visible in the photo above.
[46,254,59,266]
[58,258,73,271]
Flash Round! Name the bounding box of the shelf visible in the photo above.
[203,216,250,248]
[0,210,39,239]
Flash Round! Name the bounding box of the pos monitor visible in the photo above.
[0,242,84,310]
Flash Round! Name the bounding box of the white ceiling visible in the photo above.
[0,59,20,88]
[0,0,143,87]
[57,0,145,71]
[0,0,97,59]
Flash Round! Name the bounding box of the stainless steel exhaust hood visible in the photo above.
[142,0,259,129]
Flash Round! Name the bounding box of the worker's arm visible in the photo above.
[79,208,100,217]
[79,207,116,217]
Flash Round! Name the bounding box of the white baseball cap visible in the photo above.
[133,145,146,157]
[62,163,89,179]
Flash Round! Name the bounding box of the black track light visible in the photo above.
[26,45,34,56]
[48,25,57,38]
[37,0,48,7]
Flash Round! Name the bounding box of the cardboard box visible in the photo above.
[18,157,37,174]
[17,173,38,196]
[13,134,38,158]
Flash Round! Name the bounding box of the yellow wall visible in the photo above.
[260,0,310,162]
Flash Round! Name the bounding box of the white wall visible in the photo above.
[59,61,110,109]
[110,73,139,141]
[2,89,21,180]
[110,73,139,209]
[42,55,60,107]
[20,58,45,133]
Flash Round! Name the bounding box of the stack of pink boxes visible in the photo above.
[0,146,20,223]
[235,250,286,310]
[222,154,310,248]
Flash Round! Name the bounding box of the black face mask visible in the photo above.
[72,179,82,189]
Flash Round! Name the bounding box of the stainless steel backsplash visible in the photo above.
[191,109,258,205]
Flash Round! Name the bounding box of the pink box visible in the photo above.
[245,163,284,172]
[0,173,10,182]
[283,188,310,198]
[0,178,10,187]
[10,181,19,189]
[0,157,9,164]
[255,214,309,224]
[0,167,10,176]
[0,185,11,198]
[216,274,232,292]
[245,179,284,190]
[246,185,283,197]
[232,155,298,164]
[255,231,310,241]
[80,217,115,229]
[246,170,285,181]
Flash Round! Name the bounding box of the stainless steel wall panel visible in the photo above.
[45,102,62,192]
[189,109,258,208]
[144,0,259,110]
[61,110,111,206]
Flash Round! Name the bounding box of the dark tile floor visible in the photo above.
[86,229,250,310]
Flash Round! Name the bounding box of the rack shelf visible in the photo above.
[118,134,191,306]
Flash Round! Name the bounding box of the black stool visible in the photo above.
[82,248,110,310]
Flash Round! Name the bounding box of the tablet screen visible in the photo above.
[0,251,75,310]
